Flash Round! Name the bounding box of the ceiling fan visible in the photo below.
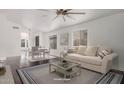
[39,9,86,21]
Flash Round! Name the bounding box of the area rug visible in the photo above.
[96,71,123,84]
[17,63,102,84]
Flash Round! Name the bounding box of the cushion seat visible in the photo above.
[65,53,102,66]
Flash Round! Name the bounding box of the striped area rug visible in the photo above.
[17,63,124,84]
[96,71,123,84]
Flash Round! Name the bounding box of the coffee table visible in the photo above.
[49,61,81,79]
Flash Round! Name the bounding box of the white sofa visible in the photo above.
[64,46,117,74]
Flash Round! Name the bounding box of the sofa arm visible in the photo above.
[101,53,118,73]
[103,53,118,61]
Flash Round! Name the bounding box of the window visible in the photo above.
[73,30,87,46]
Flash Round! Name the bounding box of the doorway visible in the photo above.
[20,32,29,59]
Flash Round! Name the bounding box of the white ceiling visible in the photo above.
[0,9,124,32]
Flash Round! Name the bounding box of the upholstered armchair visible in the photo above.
[0,57,6,68]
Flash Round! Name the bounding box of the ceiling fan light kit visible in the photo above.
[54,9,85,21]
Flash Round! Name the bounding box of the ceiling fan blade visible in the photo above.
[52,15,59,21]
[66,15,75,20]
[66,12,86,14]
[63,16,66,21]
[64,9,72,12]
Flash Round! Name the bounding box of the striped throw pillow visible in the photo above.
[98,49,111,59]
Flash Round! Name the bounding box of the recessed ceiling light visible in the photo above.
[12,26,19,29]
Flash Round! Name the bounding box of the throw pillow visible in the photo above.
[97,47,113,56]
[97,52,105,59]
[97,49,111,59]
[102,49,110,55]
[84,46,98,56]
[72,46,79,53]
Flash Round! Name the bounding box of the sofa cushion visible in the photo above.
[77,46,87,55]
[65,53,102,66]
[71,46,79,53]
[84,46,98,56]
[67,48,75,53]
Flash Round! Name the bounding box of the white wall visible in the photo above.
[0,14,21,57]
[44,12,124,70]
[0,14,45,57]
